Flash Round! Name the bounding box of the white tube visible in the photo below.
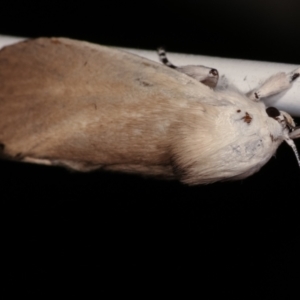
[1,35,300,116]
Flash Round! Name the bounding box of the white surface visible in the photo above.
[1,34,300,116]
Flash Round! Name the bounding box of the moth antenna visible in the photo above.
[157,47,177,69]
[285,138,300,167]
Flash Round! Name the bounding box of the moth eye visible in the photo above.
[266,107,280,118]
[210,69,218,76]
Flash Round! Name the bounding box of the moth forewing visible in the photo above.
[0,37,299,185]
[0,38,211,173]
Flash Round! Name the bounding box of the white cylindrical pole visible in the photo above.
[1,35,299,116]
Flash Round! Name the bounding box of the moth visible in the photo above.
[0,37,300,185]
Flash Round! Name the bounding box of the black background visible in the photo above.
[1,0,300,297]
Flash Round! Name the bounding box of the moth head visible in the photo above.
[266,106,300,166]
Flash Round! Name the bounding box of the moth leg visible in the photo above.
[247,67,300,102]
[157,47,219,88]
[22,157,53,166]
[289,126,300,140]
[179,65,219,88]
[22,156,103,172]
[157,47,177,69]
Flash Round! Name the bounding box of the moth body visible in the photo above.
[0,38,299,184]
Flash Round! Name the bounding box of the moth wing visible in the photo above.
[0,38,216,170]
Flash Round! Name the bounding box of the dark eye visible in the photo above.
[266,107,280,118]
[209,69,218,76]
